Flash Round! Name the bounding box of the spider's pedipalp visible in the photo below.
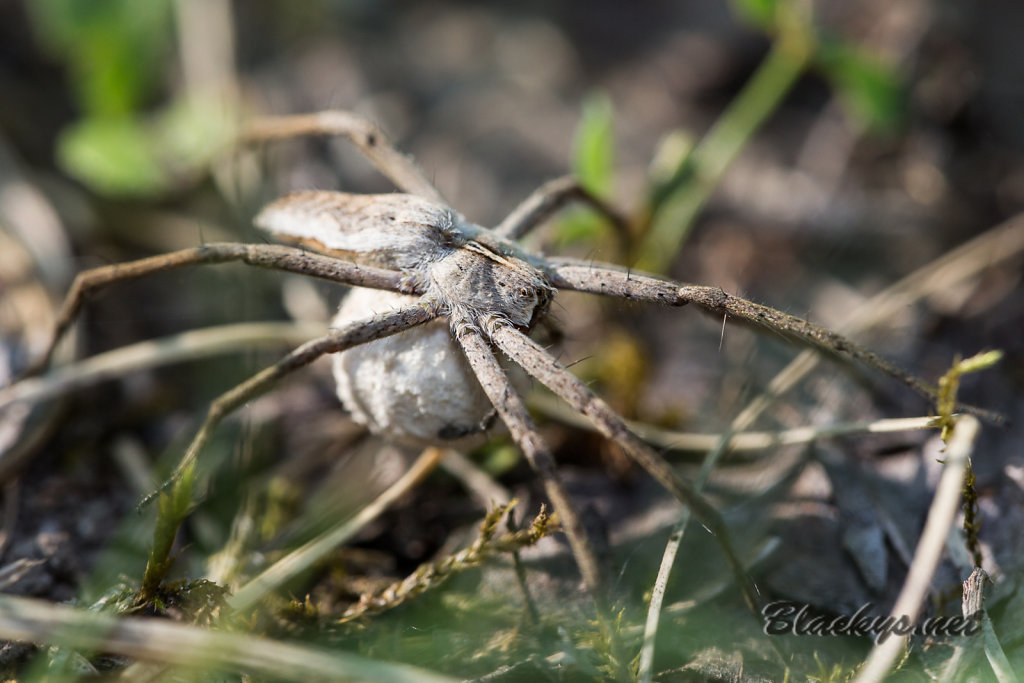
[429,243,553,330]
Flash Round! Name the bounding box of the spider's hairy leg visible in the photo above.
[455,316,628,673]
[549,260,1003,423]
[494,175,630,245]
[240,110,445,204]
[454,318,609,602]
[142,300,441,508]
[20,243,406,379]
[136,301,440,600]
[485,320,764,615]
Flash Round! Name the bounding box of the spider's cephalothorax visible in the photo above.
[257,191,552,445]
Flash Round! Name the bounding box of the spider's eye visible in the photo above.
[519,287,531,298]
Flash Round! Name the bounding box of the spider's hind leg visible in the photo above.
[241,110,445,204]
[495,175,630,247]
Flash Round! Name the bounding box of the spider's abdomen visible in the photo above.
[332,287,495,446]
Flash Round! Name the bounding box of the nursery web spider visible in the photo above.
[14,110,998,617]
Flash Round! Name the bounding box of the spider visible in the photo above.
[12,110,996,619]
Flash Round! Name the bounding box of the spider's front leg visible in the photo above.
[17,244,406,380]
[453,317,609,605]
[455,315,632,673]
[548,259,1003,423]
[483,318,764,615]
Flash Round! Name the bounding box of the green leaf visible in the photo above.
[57,96,237,197]
[572,93,615,198]
[729,0,781,29]
[553,94,618,247]
[817,41,905,133]
[58,116,169,196]
[26,0,173,116]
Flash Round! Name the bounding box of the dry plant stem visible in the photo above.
[855,416,980,683]
[550,261,1001,423]
[0,558,43,590]
[455,322,610,609]
[229,447,446,613]
[22,243,407,377]
[486,320,762,615]
[493,175,631,243]
[0,594,456,683]
[440,449,511,507]
[241,110,445,204]
[531,392,940,453]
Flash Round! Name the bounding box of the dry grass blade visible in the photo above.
[0,322,323,410]
[855,415,980,683]
[0,558,44,590]
[532,392,941,453]
[0,594,456,682]
[228,446,445,613]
